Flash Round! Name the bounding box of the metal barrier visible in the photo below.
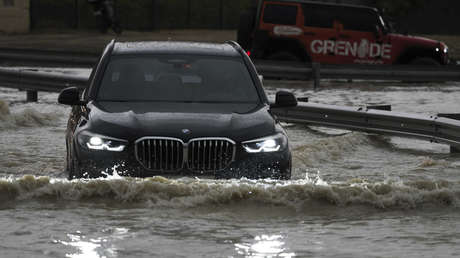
[1,67,460,152]
[0,67,87,101]
[255,61,460,89]
[1,48,460,85]
[0,48,98,67]
[272,102,460,152]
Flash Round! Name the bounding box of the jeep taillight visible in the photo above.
[246,51,251,57]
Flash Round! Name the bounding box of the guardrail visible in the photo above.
[0,48,98,67]
[1,48,460,85]
[0,67,87,101]
[1,67,460,153]
[272,102,460,153]
[255,61,460,88]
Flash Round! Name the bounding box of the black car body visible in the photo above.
[59,40,296,180]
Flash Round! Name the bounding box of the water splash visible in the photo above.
[0,100,60,128]
[0,175,458,210]
[293,132,370,166]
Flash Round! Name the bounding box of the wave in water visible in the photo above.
[0,100,60,128]
[0,175,458,210]
[293,132,370,166]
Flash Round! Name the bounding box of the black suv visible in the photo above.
[58,40,296,180]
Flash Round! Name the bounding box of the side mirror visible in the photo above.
[272,91,297,108]
[58,87,86,106]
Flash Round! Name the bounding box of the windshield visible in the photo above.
[97,55,261,103]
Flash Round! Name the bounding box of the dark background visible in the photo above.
[30,0,251,31]
[29,0,460,35]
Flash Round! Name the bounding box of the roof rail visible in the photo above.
[225,40,244,53]
[226,40,249,58]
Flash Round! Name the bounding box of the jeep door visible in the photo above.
[257,1,305,61]
[333,7,393,65]
[301,4,343,64]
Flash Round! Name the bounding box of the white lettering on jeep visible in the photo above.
[311,39,392,59]
[273,26,303,36]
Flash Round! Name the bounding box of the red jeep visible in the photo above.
[237,0,449,65]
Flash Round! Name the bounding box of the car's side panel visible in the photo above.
[257,1,308,60]
[299,4,341,64]
[333,29,392,65]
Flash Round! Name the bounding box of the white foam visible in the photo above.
[0,175,458,210]
[0,100,63,128]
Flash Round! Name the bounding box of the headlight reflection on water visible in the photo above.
[235,234,295,257]
[55,228,129,258]
[62,234,107,258]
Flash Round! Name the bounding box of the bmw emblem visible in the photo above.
[182,129,191,134]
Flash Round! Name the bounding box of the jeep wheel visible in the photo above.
[410,57,440,66]
[267,51,300,62]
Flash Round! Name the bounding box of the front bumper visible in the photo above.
[74,144,291,179]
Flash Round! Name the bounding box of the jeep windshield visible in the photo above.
[97,55,261,104]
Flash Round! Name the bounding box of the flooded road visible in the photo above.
[1,80,460,257]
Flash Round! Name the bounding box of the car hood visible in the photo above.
[85,101,277,143]
[389,33,441,48]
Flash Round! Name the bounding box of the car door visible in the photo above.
[257,1,303,59]
[301,4,343,64]
[335,7,393,65]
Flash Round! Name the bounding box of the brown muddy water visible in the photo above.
[0,78,460,258]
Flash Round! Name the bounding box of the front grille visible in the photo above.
[135,137,235,173]
[135,137,184,172]
[188,138,235,172]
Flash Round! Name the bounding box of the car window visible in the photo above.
[263,4,298,25]
[97,55,261,103]
[340,8,379,32]
[303,4,338,28]
[303,4,379,32]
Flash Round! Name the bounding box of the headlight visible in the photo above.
[77,131,127,152]
[242,133,288,153]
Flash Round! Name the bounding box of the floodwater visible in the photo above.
[1,77,460,258]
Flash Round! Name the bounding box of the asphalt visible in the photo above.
[0,30,237,54]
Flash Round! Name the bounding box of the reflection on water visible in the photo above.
[235,234,296,257]
[2,81,460,257]
[56,228,129,258]
[57,233,103,258]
